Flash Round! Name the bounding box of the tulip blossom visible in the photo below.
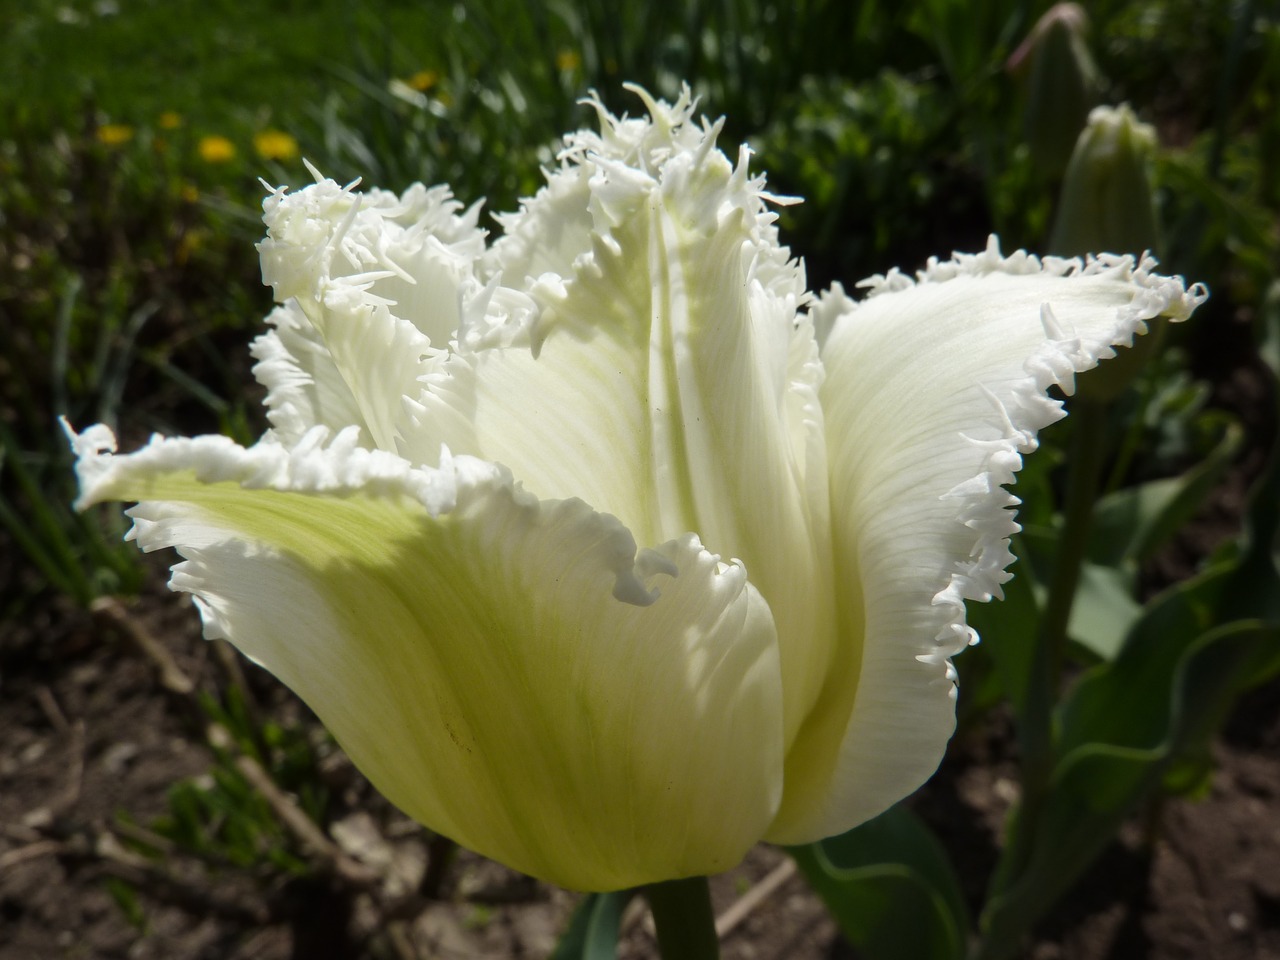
[69,86,1206,892]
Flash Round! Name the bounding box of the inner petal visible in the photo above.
[421,94,838,747]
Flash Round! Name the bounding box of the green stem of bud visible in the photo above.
[1008,398,1108,893]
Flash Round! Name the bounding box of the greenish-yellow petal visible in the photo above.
[70,423,784,890]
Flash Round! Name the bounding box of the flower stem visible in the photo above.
[978,400,1111,960]
[647,876,719,960]
[1011,398,1108,878]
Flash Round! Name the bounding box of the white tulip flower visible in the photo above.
[69,86,1206,891]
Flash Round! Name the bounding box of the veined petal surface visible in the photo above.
[767,240,1207,843]
[416,88,837,749]
[69,425,784,891]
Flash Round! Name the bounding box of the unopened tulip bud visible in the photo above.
[1050,103,1160,259]
[1009,3,1103,178]
[1052,105,1167,401]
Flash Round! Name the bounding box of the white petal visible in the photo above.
[424,90,837,749]
[250,302,366,446]
[253,176,485,455]
[767,240,1207,843]
[484,159,595,287]
[260,177,487,346]
[71,424,784,891]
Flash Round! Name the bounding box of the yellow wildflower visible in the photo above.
[408,70,438,92]
[198,135,236,164]
[96,124,134,147]
[555,49,581,71]
[159,111,182,130]
[254,129,299,162]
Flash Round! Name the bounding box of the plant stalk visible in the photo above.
[977,399,1111,960]
[1008,398,1109,887]
[647,876,719,960]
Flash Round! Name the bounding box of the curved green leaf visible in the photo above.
[551,890,635,960]
[790,804,969,960]
[1067,561,1141,661]
[1089,417,1243,567]
[979,616,1280,960]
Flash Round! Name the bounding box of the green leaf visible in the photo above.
[1066,562,1141,661]
[979,575,1280,960]
[1089,418,1243,567]
[1218,354,1280,627]
[1059,564,1232,752]
[104,877,148,931]
[790,804,969,960]
[976,742,1152,960]
[550,890,634,960]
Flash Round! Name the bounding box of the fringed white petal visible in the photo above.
[69,423,784,891]
[766,239,1207,843]
[259,176,487,346]
[483,157,596,288]
[254,175,485,457]
[425,90,837,749]
[481,86,706,288]
[249,302,366,446]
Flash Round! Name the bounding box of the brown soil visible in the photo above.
[1,559,1278,960]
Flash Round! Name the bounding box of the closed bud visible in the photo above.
[1009,3,1103,178]
[1050,103,1160,259]
[1053,105,1166,401]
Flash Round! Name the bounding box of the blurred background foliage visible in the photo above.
[1,0,1277,957]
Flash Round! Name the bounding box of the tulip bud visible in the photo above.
[1052,105,1165,401]
[1008,3,1103,178]
[1049,104,1160,259]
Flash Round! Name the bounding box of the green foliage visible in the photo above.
[1,63,269,604]
[551,891,635,960]
[790,806,970,960]
[154,767,312,874]
[104,877,149,932]
[979,604,1280,958]
[753,71,964,286]
[0,419,141,607]
[782,4,1280,959]
[136,688,328,876]
[1089,417,1243,569]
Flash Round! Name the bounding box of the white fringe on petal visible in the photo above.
[877,237,1209,659]
[65,421,675,611]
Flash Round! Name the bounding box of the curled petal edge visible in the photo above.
[66,420,786,890]
[65,421,663,608]
[917,241,1207,624]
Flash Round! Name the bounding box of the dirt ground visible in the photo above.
[0,563,1277,960]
